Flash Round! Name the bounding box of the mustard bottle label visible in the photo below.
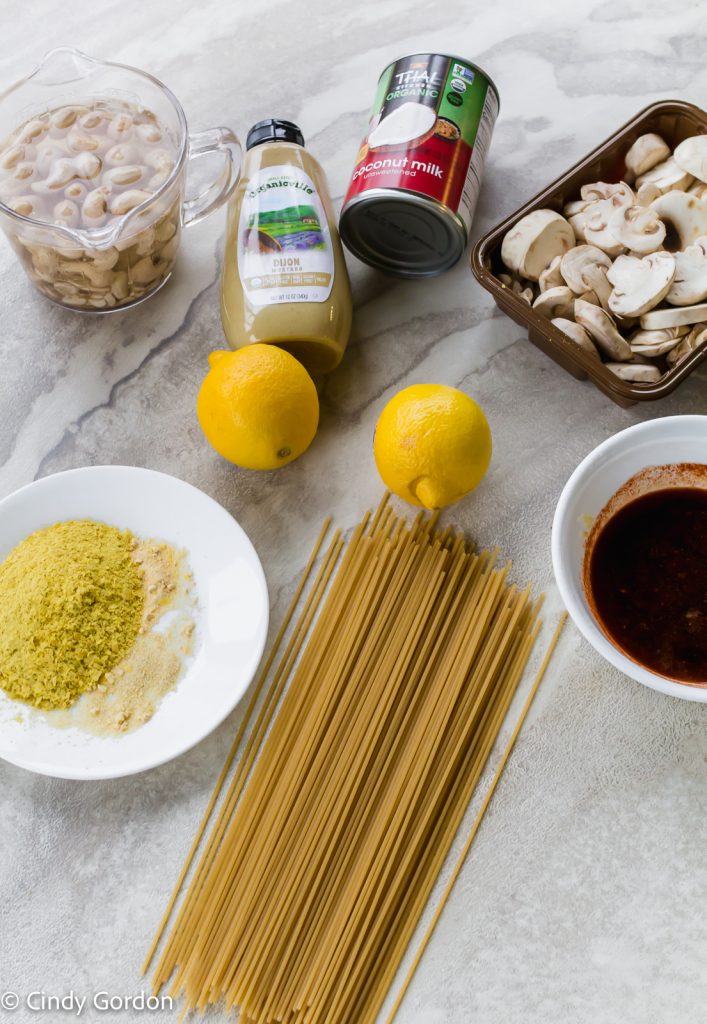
[237,164,335,305]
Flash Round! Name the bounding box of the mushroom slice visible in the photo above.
[605,362,662,383]
[606,252,675,318]
[673,135,707,185]
[551,317,600,359]
[532,286,575,319]
[579,181,634,204]
[636,182,661,206]
[639,302,707,331]
[574,299,632,361]
[501,209,575,281]
[624,133,671,179]
[635,156,692,194]
[608,205,666,254]
[666,324,707,367]
[560,244,613,310]
[563,198,592,217]
[666,237,707,306]
[629,324,689,357]
[650,191,707,250]
[583,182,634,255]
[688,181,707,199]
[560,244,611,292]
[538,254,564,292]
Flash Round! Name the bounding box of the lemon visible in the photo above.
[373,384,491,509]
[197,345,319,470]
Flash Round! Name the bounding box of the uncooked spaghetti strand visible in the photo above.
[353,613,541,1024]
[142,516,332,978]
[183,525,401,1001]
[156,526,344,992]
[315,580,527,1022]
[353,612,543,1024]
[271,539,473,1019]
[384,611,567,1024]
[296,551,501,1009]
[323,592,538,1022]
[302,563,514,1018]
[247,543,450,1018]
[225,532,440,1008]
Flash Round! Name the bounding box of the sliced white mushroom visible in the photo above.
[563,198,592,217]
[559,244,612,310]
[579,181,633,204]
[666,324,707,366]
[636,181,661,206]
[501,209,575,281]
[650,191,707,251]
[608,204,665,254]
[567,210,592,243]
[583,183,634,256]
[560,244,611,291]
[538,254,564,292]
[635,156,692,195]
[574,299,632,361]
[624,134,671,180]
[687,180,707,199]
[673,135,707,185]
[629,324,689,357]
[665,237,707,306]
[639,302,707,330]
[605,362,662,383]
[606,251,675,318]
[577,289,599,305]
[551,317,600,359]
[532,286,575,319]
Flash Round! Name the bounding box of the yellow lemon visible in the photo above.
[197,345,319,470]
[373,384,492,509]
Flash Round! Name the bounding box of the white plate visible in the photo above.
[0,466,269,778]
[552,415,707,702]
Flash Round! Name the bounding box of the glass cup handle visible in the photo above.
[182,127,242,227]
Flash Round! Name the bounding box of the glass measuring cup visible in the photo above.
[0,48,241,311]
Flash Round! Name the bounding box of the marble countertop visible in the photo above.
[1,3,706,1022]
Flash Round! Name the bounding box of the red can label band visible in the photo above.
[346,55,498,234]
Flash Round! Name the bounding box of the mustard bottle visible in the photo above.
[220,119,352,374]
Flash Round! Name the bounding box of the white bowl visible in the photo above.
[552,415,707,702]
[0,466,269,778]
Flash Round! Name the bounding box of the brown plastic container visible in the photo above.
[471,100,707,407]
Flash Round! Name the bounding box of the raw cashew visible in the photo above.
[103,164,145,188]
[130,255,170,284]
[109,189,152,216]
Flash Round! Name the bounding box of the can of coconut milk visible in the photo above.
[339,53,499,277]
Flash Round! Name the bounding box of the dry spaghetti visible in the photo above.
[148,498,554,1023]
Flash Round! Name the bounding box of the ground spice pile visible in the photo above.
[0,520,144,710]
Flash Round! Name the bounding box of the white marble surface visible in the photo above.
[1,2,706,1022]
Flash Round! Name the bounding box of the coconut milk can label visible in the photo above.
[344,55,498,234]
[238,165,334,304]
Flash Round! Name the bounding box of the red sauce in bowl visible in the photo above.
[585,485,707,684]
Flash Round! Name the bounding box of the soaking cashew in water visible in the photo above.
[0,99,180,310]
[499,130,707,379]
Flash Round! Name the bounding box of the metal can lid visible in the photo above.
[339,191,466,278]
